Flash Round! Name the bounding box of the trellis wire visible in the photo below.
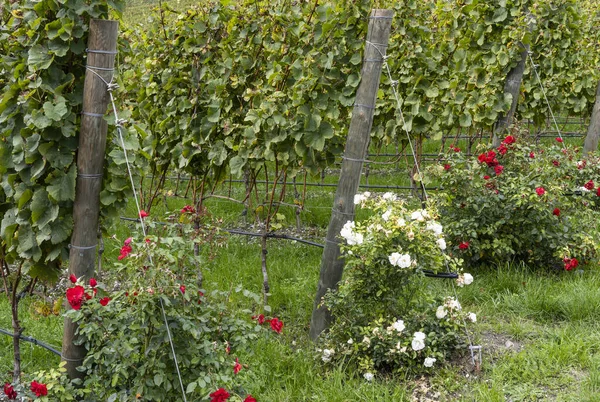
[85,66,188,402]
[365,40,477,364]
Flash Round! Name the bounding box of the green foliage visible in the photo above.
[0,0,126,278]
[321,194,475,374]
[429,135,600,268]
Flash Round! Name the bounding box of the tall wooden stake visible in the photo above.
[62,19,119,380]
[309,9,394,341]
[583,79,600,155]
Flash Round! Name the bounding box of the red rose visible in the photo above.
[453,146,461,152]
[85,292,92,300]
[443,164,451,171]
[502,135,516,145]
[3,383,17,399]
[498,144,507,155]
[494,165,504,176]
[555,137,563,143]
[529,152,535,159]
[209,388,230,402]
[234,358,242,375]
[181,205,196,214]
[553,208,560,217]
[69,274,77,284]
[535,187,545,196]
[584,180,594,190]
[118,244,133,260]
[268,317,284,333]
[483,175,490,180]
[244,396,257,402]
[477,153,486,163]
[30,381,48,397]
[563,257,579,271]
[252,314,266,325]
[89,278,97,287]
[179,285,186,295]
[139,210,149,218]
[100,297,110,306]
[597,187,600,197]
[459,242,469,250]
[124,237,133,246]
[552,160,560,167]
[66,286,85,310]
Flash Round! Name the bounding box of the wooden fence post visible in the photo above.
[583,79,600,155]
[62,19,119,380]
[309,9,394,341]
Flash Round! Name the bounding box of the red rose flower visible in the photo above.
[244,396,257,402]
[502,135,516,145]
[99,297,110,306]
[124,237,132,246]
[69,274,77,284]
[3,383,17,399]
[139,210,149,218]
[555,137,563,143]
[118,243,133,260]
[498,144,507,155]
[179,285,186,295]
[483,175,490,180]
[66,286,85,310]
[145,238,151,244]
[85,292,92,300]
[453,146,461,152]
[494,165,504,176]
[234,358,242,375]
[30,381,48,397]
[459,241,469,250]
[89,278,97,287]
[535,187,546,196]
[597,187,600,197]
[563,257,579,271]
[252,314,266,325]
[584,180,594,190]
[209,388,230,402]
[268,317,284,333]
[477,153,486,163]
[529,152,535,159]
[443,164,451,171]
[552,160,560,166]
[553,208,560,217]
[181,205,196,214]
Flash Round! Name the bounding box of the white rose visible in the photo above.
[436,305,447,319]
[353,194,363,205]
[363,372,374,381]
[392,319,405,332]
[382,192,395,200]
[396,217,406,227]
[388,252,401,266]
[412,332,426,351]
[382,209,392,221]
[468,312,477,323]
[362,336,371,346]
[397,254,412,269]
[321,348,334,362]
[410,210,425,222]
[407,231,415,241]
[463,273,473,285]
[347,338,354,345]
[436,238,446,250]
[426,221,443,235]
[424,357,437,367]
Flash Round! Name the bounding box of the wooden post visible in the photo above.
[62,19,118,380]
[309,9,394,341]
[583,79,600,155]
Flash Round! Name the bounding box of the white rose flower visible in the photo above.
[445,297,461,311]
[388,252,401,266]
[382,192,395,201]
[347,338,354,345]
[426,221,443,235]
[322,348,334,362]
[362,336,371,346]
[353,194,363,205]
[363,191,371,198]
[363,372,374,381]
[391,319,405,332]
[407,231,415,241]
[463,273,473,285]
[468,312,477,323]
[436,305,447,319]
[340,221,364,245]
[382,209,392,222]
[436,238,447,250]
[412,332,426,351]
[397,254,412,269]
[424,357,437,367]
[410,210,425,222]
[396,217,406,227]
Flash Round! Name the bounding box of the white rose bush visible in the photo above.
[321,193,476,376]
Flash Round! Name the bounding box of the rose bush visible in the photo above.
[320,193,475,375]
[428,136,600,269]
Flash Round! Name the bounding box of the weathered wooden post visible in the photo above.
[62,19,119,379]
[309,9,394,341]
[583,79,600,155]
